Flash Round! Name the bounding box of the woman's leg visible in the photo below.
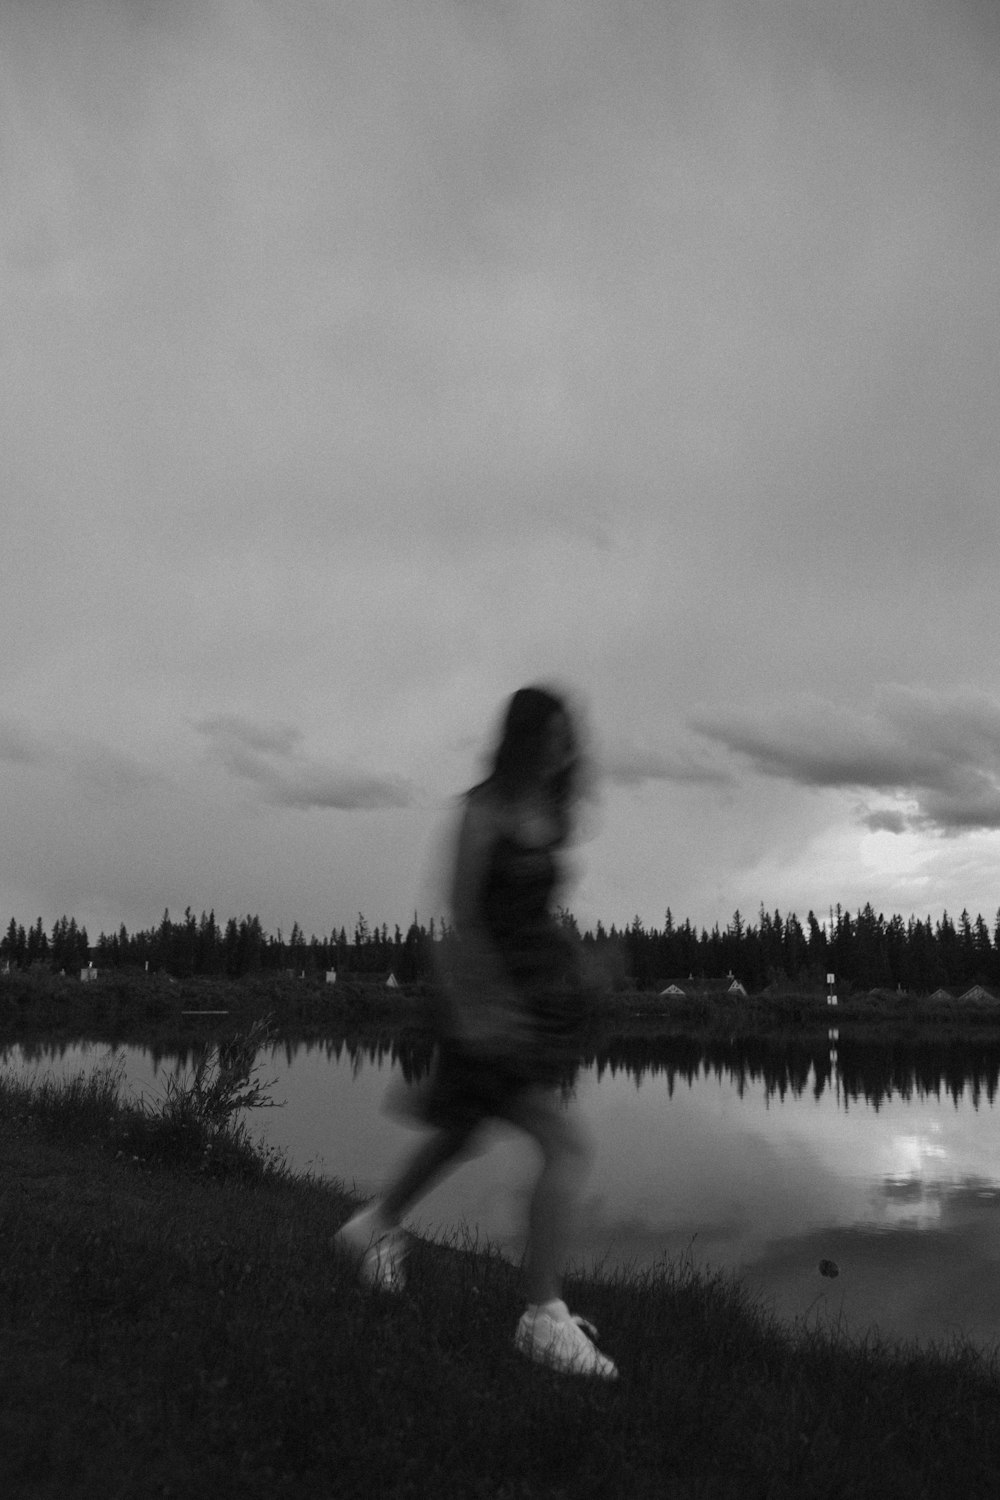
[336,1121,477,1293]
[501,1086,594,1306]
[377,1120,478,1227]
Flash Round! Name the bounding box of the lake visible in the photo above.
[7,1030,1000,1353]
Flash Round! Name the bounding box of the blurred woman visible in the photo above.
[335,685,617,1379]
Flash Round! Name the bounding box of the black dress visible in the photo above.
[422,830,587,1131]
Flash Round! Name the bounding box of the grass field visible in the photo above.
[3,1056,1000,1498]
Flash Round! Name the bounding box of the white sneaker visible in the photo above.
[514,1299,618,1379]
[334,1206,407,1293]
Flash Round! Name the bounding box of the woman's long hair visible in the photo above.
[477,684,583,843]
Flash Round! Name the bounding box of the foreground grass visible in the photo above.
[3,1073,1000,1499]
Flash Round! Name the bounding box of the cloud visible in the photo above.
[2,0,999,938]
[70,741,168,800]
[0,718,162,799]
[862,809,911,835]
[691,686,1000,835]
[194,715,414,812]
[200,716,303,758]
[597,738,730,789]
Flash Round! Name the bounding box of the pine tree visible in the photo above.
[806,911,826,968]
[26,917,48,966]
[2,917,18,966]
[973,913,993,983]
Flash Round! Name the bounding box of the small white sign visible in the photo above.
[826,973,835,985]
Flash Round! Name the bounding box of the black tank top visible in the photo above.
[479,834,567,989]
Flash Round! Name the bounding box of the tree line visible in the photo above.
[612,904,1000,994]
[2,909,443,985]
[4,902,1000,995]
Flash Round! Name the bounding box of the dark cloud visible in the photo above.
[692,686,1000,834]
[70,741,167,799]
[194,715,413,812]
[196,715,302,758]
[598,739,730,789]
[863,809,910,835]
[0,719,161,800]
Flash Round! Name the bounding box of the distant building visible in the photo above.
[960,984,999,1003]
[658,976,747,999]
[355,970,401,990]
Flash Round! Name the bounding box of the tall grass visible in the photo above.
[2,1015,287,1183]
[132,1014,288,1178]
[2,1053,126,1126]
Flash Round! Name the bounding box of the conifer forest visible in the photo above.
[4,902,1000,995]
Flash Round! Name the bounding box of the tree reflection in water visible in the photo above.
[6,1029,1000,1113]
[279,1031,1000,1113]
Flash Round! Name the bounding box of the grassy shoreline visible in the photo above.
[3,1065,1000,1497]
[6,967,1000,1053]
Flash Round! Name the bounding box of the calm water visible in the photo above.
[7,1032,1000,1352]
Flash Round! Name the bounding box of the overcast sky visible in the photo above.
[3,0,1000,943]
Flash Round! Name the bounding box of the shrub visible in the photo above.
[122,1015,287,1180]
